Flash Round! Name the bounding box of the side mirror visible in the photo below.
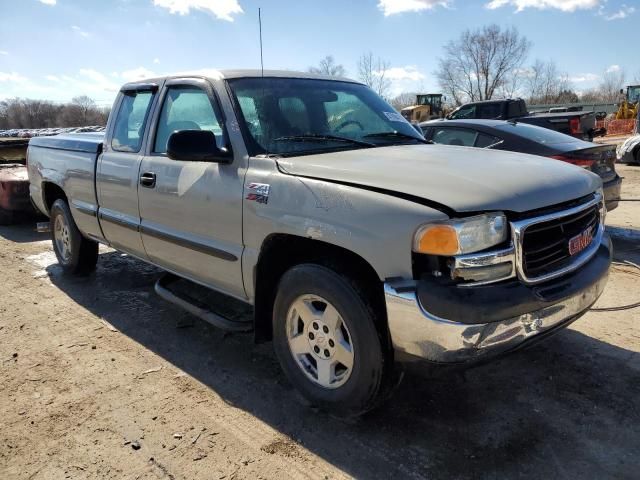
[167,130,232,163]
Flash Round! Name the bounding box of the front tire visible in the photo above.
[272,264,390,416]
[50,199,98,274]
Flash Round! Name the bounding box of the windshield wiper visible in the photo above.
[274,134,375,148]
[363,131,432,144]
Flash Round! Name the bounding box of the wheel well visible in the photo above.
[253,234,389,346]
[42,183,67,214]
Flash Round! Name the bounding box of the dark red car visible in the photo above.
[0,139,31,225]
[0,164,31,224]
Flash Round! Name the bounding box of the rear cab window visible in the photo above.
[476,103,502,119]
[111,91,155,152]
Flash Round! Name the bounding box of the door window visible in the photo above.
[154,86,224,154]
[111,91,154,152]
[432,128,478,146]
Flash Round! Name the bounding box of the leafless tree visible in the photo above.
[523,60,575,104]
[0,97,109,129]
[308,55,346,77]
[435,24,531,104]
[598,69,626,103]
[497,70,522,99]
[389,92,418,111]
[358,52,392,99]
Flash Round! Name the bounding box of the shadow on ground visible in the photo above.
[39,248,639,480]
[0,216,47,244]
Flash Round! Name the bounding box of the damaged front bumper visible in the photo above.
[384,235,611,364]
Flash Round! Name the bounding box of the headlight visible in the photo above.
[413,213,508,256]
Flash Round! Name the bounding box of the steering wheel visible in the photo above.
[335,120,364,132]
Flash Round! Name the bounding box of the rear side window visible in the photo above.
[476,133,502,148]
[154,86,225,154]
[476,103,502,119]
[507,101,524,118]
[111,91,154,153]
[432,128,478,147]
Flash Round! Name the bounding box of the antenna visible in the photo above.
[258,8,264,76]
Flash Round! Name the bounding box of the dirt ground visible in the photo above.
[608,164,640,231]
[1,168,639,480]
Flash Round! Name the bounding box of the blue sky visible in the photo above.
[0,0,638,106]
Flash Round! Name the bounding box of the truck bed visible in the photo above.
[27,132,105,238]
[29,132,104,153]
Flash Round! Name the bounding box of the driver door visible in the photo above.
[137,78,245,299]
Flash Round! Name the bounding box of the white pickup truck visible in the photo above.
[27,71,611,416]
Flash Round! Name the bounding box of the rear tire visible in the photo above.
[272,264,391,416]
[50,199,98,274]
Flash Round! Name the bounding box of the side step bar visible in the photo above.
[154,274,252,332]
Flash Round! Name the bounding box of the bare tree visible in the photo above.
[389,92,418,111]
[523,60,575,104]
[497,70,522,99]
[358,52,392,99]
[308,55,346,77]
[598,69,626,103]
[0,97,108,129]
[435,24,530,104]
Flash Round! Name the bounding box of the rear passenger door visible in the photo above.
[97,84,158,258]
[137,78,245,299]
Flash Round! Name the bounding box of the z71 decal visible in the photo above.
[246,183,271,204]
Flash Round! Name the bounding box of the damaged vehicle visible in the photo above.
[27,71,611,415]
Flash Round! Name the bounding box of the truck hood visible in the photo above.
[276,144,601,214]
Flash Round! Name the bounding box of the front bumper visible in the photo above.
[385,235,611,364]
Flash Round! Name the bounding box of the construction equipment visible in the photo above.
[401,94,444,123]
[615,85,640,120]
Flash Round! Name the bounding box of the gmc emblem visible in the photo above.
[568,226,594,256]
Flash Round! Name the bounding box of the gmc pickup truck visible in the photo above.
[28,71,611,416]
[446,98,603,141]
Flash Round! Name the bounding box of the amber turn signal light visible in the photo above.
[414,224,460,256]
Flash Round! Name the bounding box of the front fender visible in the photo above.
[241,157,448,299]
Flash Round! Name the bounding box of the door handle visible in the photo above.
[140,172,156,188]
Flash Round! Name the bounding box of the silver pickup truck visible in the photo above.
[28,71,611,415]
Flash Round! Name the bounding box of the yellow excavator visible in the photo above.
[400,94,445,123]
[615,85,640,120]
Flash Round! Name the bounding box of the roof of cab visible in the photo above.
[121,69,362,91]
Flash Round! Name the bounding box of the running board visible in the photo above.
[154,273,253,332]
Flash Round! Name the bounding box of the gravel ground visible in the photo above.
[0,170,639,480]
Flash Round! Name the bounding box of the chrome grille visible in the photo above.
[522,205,599,278]
[513,193,605,285]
